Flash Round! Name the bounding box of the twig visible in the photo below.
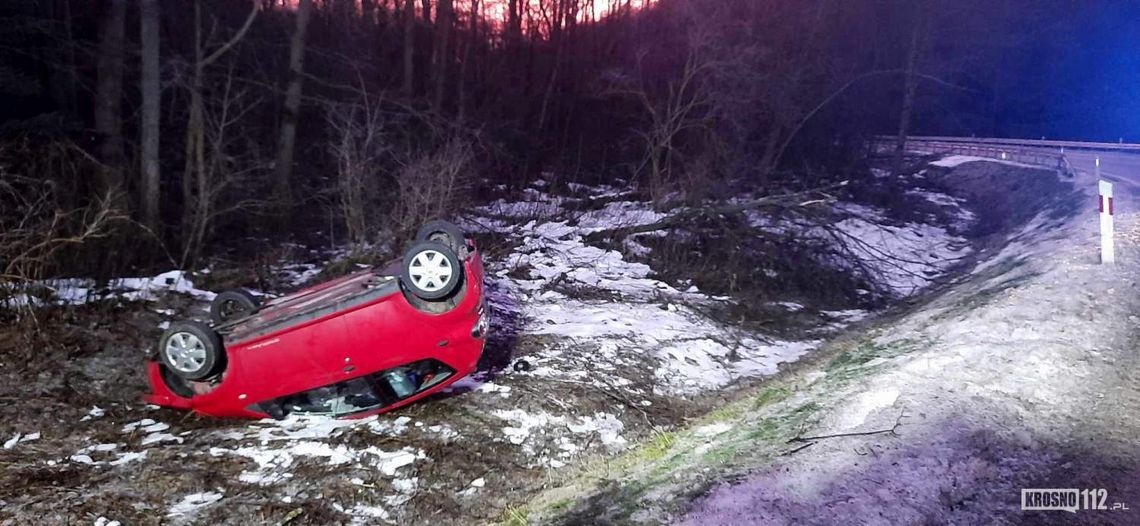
[783,441,815,455]
[787,412,906,444]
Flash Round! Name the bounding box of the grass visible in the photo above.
[753,385,793,408]
[513,337,923,524]
[499,505,529,526]
[547,498,574,514]
[644,430,677,459]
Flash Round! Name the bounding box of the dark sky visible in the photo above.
[1007,2,1140,142]
[871,1,1140,143]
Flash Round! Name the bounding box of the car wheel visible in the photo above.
[158,321,225,381]
[416,220,467,254]
[211,289,261,324]
[401,241,463,301]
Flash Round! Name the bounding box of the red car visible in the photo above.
[144,221,488,419]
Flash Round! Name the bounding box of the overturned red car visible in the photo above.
[144,220,488,419]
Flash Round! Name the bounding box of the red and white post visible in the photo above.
[1099,178,1115,264]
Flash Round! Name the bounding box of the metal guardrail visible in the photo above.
[895,136,1140,153]
[872,136,1071,170]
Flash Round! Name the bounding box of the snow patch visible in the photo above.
[167,491,223,518]
[930,155,1037,169]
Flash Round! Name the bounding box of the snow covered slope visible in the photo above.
[526,157,1140,526]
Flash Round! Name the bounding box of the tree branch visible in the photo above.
[201,3,259,67]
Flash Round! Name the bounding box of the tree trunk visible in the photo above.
[507,0,520,42]
[139,0,161,233]
[421,0,431,24]
[51,0,78,115]
[273,0,314,211]
[402,0,415,95]
[182,1,203,247]
[94,0,127,207]
[457,0,478,122]
[362,0,375,28]
[893,7,923,176]
[431,0,452,110]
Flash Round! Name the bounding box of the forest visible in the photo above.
[0,0,1080,285]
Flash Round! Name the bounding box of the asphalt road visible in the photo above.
[1062,149,1140,186]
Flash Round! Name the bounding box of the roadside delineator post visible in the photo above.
[1099,179,1115,264]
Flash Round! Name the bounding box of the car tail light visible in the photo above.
[472,302,490,338]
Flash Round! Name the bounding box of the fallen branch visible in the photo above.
[783,441,816,456]
[787,412,906,444]
[585,181,847,241]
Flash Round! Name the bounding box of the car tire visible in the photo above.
[415,220,467,254]
[401,241,463,301]
[211,289,261,325]
[158,320,225,381]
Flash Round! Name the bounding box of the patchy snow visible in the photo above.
[907,189,977,231]
[140,432,183,446]
[3,431,39,449]
[109,270,218,302]
[696,423,733,437]
[109,450,148,466]
[469,181,922,406]
[575,200,666,231]
[67,442,149,467]
[3,270,216,308]
[929,154,1038,169]
[340,503,390,524]
[444,375,513,397]
[0,174,987,526]
[745,200,973,297]
[771,301,805,312]
[829,387,900,431]
[122,419,167,433]
[212,439,422,486]
[80,407,106,422]
[277,263,323,287]
[492,409,628,464]
[832,204,972,296]
[167,491,224,518]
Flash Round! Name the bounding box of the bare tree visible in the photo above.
[507,0,521,42]
[431,0,453,110]
[457,0,479,122]
[177,63,267,264]
[182,1,259,260]
[614,44,712,202]
[272,0,313,211]
[94,0,127,207]
[326,98,386,246]
[0,140,123,300]
[362,0,376,28]
[893,3,926,175]
[402,0,416,96]
[139,0,161,232]
[391,139,473,235]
